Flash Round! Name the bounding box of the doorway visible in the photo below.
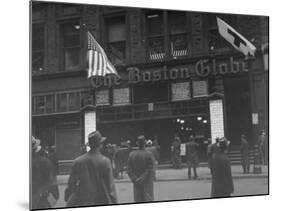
[224,75,252,146]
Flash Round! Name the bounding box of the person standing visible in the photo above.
[210,138,234,197]
[31,137,58,210]
[65,131,117,207]
[207,138,220,170]
[240,134,250,174]
[127,135,155,202]
[258,130,268,165]
[186,135,199,179]
[171,135,182,169]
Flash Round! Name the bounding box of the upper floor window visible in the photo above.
[32,24,45,73]
[61,21,81,71]
[105,15,126,65]
[207,14,237,51]
[168,11,189,58]
[146,10,165,61]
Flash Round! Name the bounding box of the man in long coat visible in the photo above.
[32,137,57,210]
[240,134,250,173]
[210,139,234,197]
[171,135,182,169]
[186,135,199,179]
[128,135,155,202]
[65,131,117,207]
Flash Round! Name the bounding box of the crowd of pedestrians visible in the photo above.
[31,129,268,209]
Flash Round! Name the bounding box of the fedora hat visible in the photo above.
[137,135,146,143]
[88,131,107,147]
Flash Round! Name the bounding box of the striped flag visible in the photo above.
[217,17,256,57]
[87,31,118,78]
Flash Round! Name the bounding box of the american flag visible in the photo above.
[87,31,118,78]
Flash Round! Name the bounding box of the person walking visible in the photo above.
[65,131,117,207]
[186,135,199,179]
[31,136,58,210]
[127,135,155,202]
[171,135,182,169]
[210,138,234,198]
[240,134,250,174]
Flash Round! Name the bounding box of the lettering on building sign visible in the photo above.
[195,57,249,77]
[89,57,249,88]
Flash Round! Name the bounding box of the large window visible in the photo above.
[133,81,169,104]
[145,10,190,61]
[168,11,189,58]
[146,10,165,61]
[61,21,81,71]
[105,16,126,65]
[206,14,237,51]
[32,24,45,73]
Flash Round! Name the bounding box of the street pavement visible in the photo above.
[53,165,268,208]
[56,165,268,184]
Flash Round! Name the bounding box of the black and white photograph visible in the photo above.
[30,0,269,210]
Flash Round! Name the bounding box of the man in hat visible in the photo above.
[210,138,234,197]
[171,134,182,169]
[65,131,117,207]
[240,134,250,174]
[186,135,199,179]
[31,136,57,209]
[127,135,155,202]
[258,129,268,165]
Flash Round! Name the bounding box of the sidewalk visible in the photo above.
[56,165,268,185]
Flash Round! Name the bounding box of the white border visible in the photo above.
[1,1,279,211]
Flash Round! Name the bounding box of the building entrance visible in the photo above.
[224,75,252,146]
[99,114,211,163]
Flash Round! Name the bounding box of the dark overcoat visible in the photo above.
[240,138,249,166]
[65,151,117,207]
[210,152,234,197]
[32,152,54,210]
[127,149,155,202]
[186,141,199,168]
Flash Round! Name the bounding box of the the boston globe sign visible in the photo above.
[89,56,249,88]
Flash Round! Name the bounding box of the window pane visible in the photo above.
[64,33,80,47]
[69,92,80,111]
[168,11,186,34]
[208,29,230,50]
[32,52,44,72]
[170,34,188,57]
[108,41,126,65]
[57,93,67,112]
[61,22,80,70]
[36,96,45,113]
[65,47,80,69]
[32,96,35,113]
[148,37,165,60]
[134,81,168,104]
[107,16,126,42]
[45,95,54,113]
[146,10,163,36]
[32,25,44,51]
[32,25,44,72]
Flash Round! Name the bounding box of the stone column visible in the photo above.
[81,105,96,151]
[209,94,225,143]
